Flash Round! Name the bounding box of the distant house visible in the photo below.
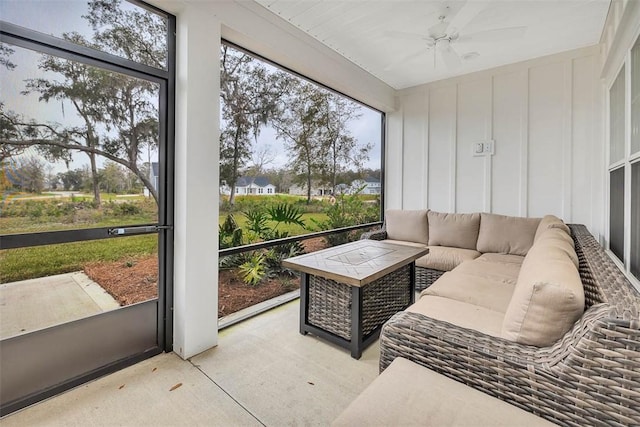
[351,176,381,195]
[289,181,333,197]
[334,183,350,195]
[232,176,276,196]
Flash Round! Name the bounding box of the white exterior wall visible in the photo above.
[148,0,395,359]
[387,46,605,239]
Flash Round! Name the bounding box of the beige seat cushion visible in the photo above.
[332,358,556,427]
[454,257,522,286]
[415,246,481,271]
[477,253,525,265]
[534,215,571,242]
[476,213,540,256]
[428,211,480,250]
[407,295,503,338]
[385,209,429,245]
[501,239,584,347]
[421,271,515,313]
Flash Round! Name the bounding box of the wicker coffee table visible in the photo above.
[283,240,428,359]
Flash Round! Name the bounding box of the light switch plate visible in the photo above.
[472,140,495,157]
[484,140,495,155]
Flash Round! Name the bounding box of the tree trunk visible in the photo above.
[89,151,101,206]
[306,165,312,205]
[229,181,237,206]
[136,168,158,205]
[229,128,242,206]
[332,154,337,194]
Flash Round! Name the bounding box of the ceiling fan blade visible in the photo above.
[428,19,449,38]
[384,30,431,41]
[438,42,462,69]
[384,46,431,71]
[447,1,485,33]
[457,26,527,43]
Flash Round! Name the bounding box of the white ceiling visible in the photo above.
[254,0,611,90]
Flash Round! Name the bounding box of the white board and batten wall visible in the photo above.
[386,45,605,240]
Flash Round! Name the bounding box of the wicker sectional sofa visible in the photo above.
[362,211,640,425]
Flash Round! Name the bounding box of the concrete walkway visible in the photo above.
[0,272,120,340]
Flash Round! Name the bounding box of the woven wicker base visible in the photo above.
[415,268,444,292]
[308,264,411,341]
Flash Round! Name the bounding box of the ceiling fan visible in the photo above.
[385,2,527,70]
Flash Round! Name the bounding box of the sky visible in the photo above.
[1,0,382,179]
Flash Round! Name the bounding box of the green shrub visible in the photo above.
[219,203,307,285]
[312,192,380,246]
[219,214,244,250]
[238,252,266,286]
[106,201,143,216]
[221,194,327,214]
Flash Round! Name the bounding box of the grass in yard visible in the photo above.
[0,215,158,235]
[0,195,340,283]
[0,235,158,283]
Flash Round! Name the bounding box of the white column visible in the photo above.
[173,5,220,359]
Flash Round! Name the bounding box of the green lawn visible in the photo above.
[1,194,334,283]
[0,215,158,235]
[0,235,158,283]
[1,212,329,283]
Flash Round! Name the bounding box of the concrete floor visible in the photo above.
[0,272,120,340]
[1,299,380,426]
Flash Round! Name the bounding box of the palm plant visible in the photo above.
[223,203,308,285]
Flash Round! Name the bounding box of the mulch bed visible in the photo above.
[84,236,328,318]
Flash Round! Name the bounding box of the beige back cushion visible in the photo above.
[428,211,480,250]
[535,227,578,267]
[501,239,584,347]
[534,215,570,242]
[385,209,429,245]
[476,213,541,256]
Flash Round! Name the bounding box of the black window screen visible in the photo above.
[631,162,640,279]
[610,167,625,263]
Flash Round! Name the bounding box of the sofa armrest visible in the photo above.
[380,311,540,373]
[360,228,387,241]
[379,302,639,426]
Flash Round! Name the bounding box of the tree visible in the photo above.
[58,168,87,191]
[22,34,108,205]
[6,155,45,193]
[0,44,24,169]
[123,168,144,194]
[262,167,294,193]
[0,0,164,204]
[243,144,275,191]
[44,164,58,190]
[100,161,126,194]
[84,0,167,69]
[219,45,286,205]
[320,93,371,191]
[272,80,327,204]
[0,43,16,71]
